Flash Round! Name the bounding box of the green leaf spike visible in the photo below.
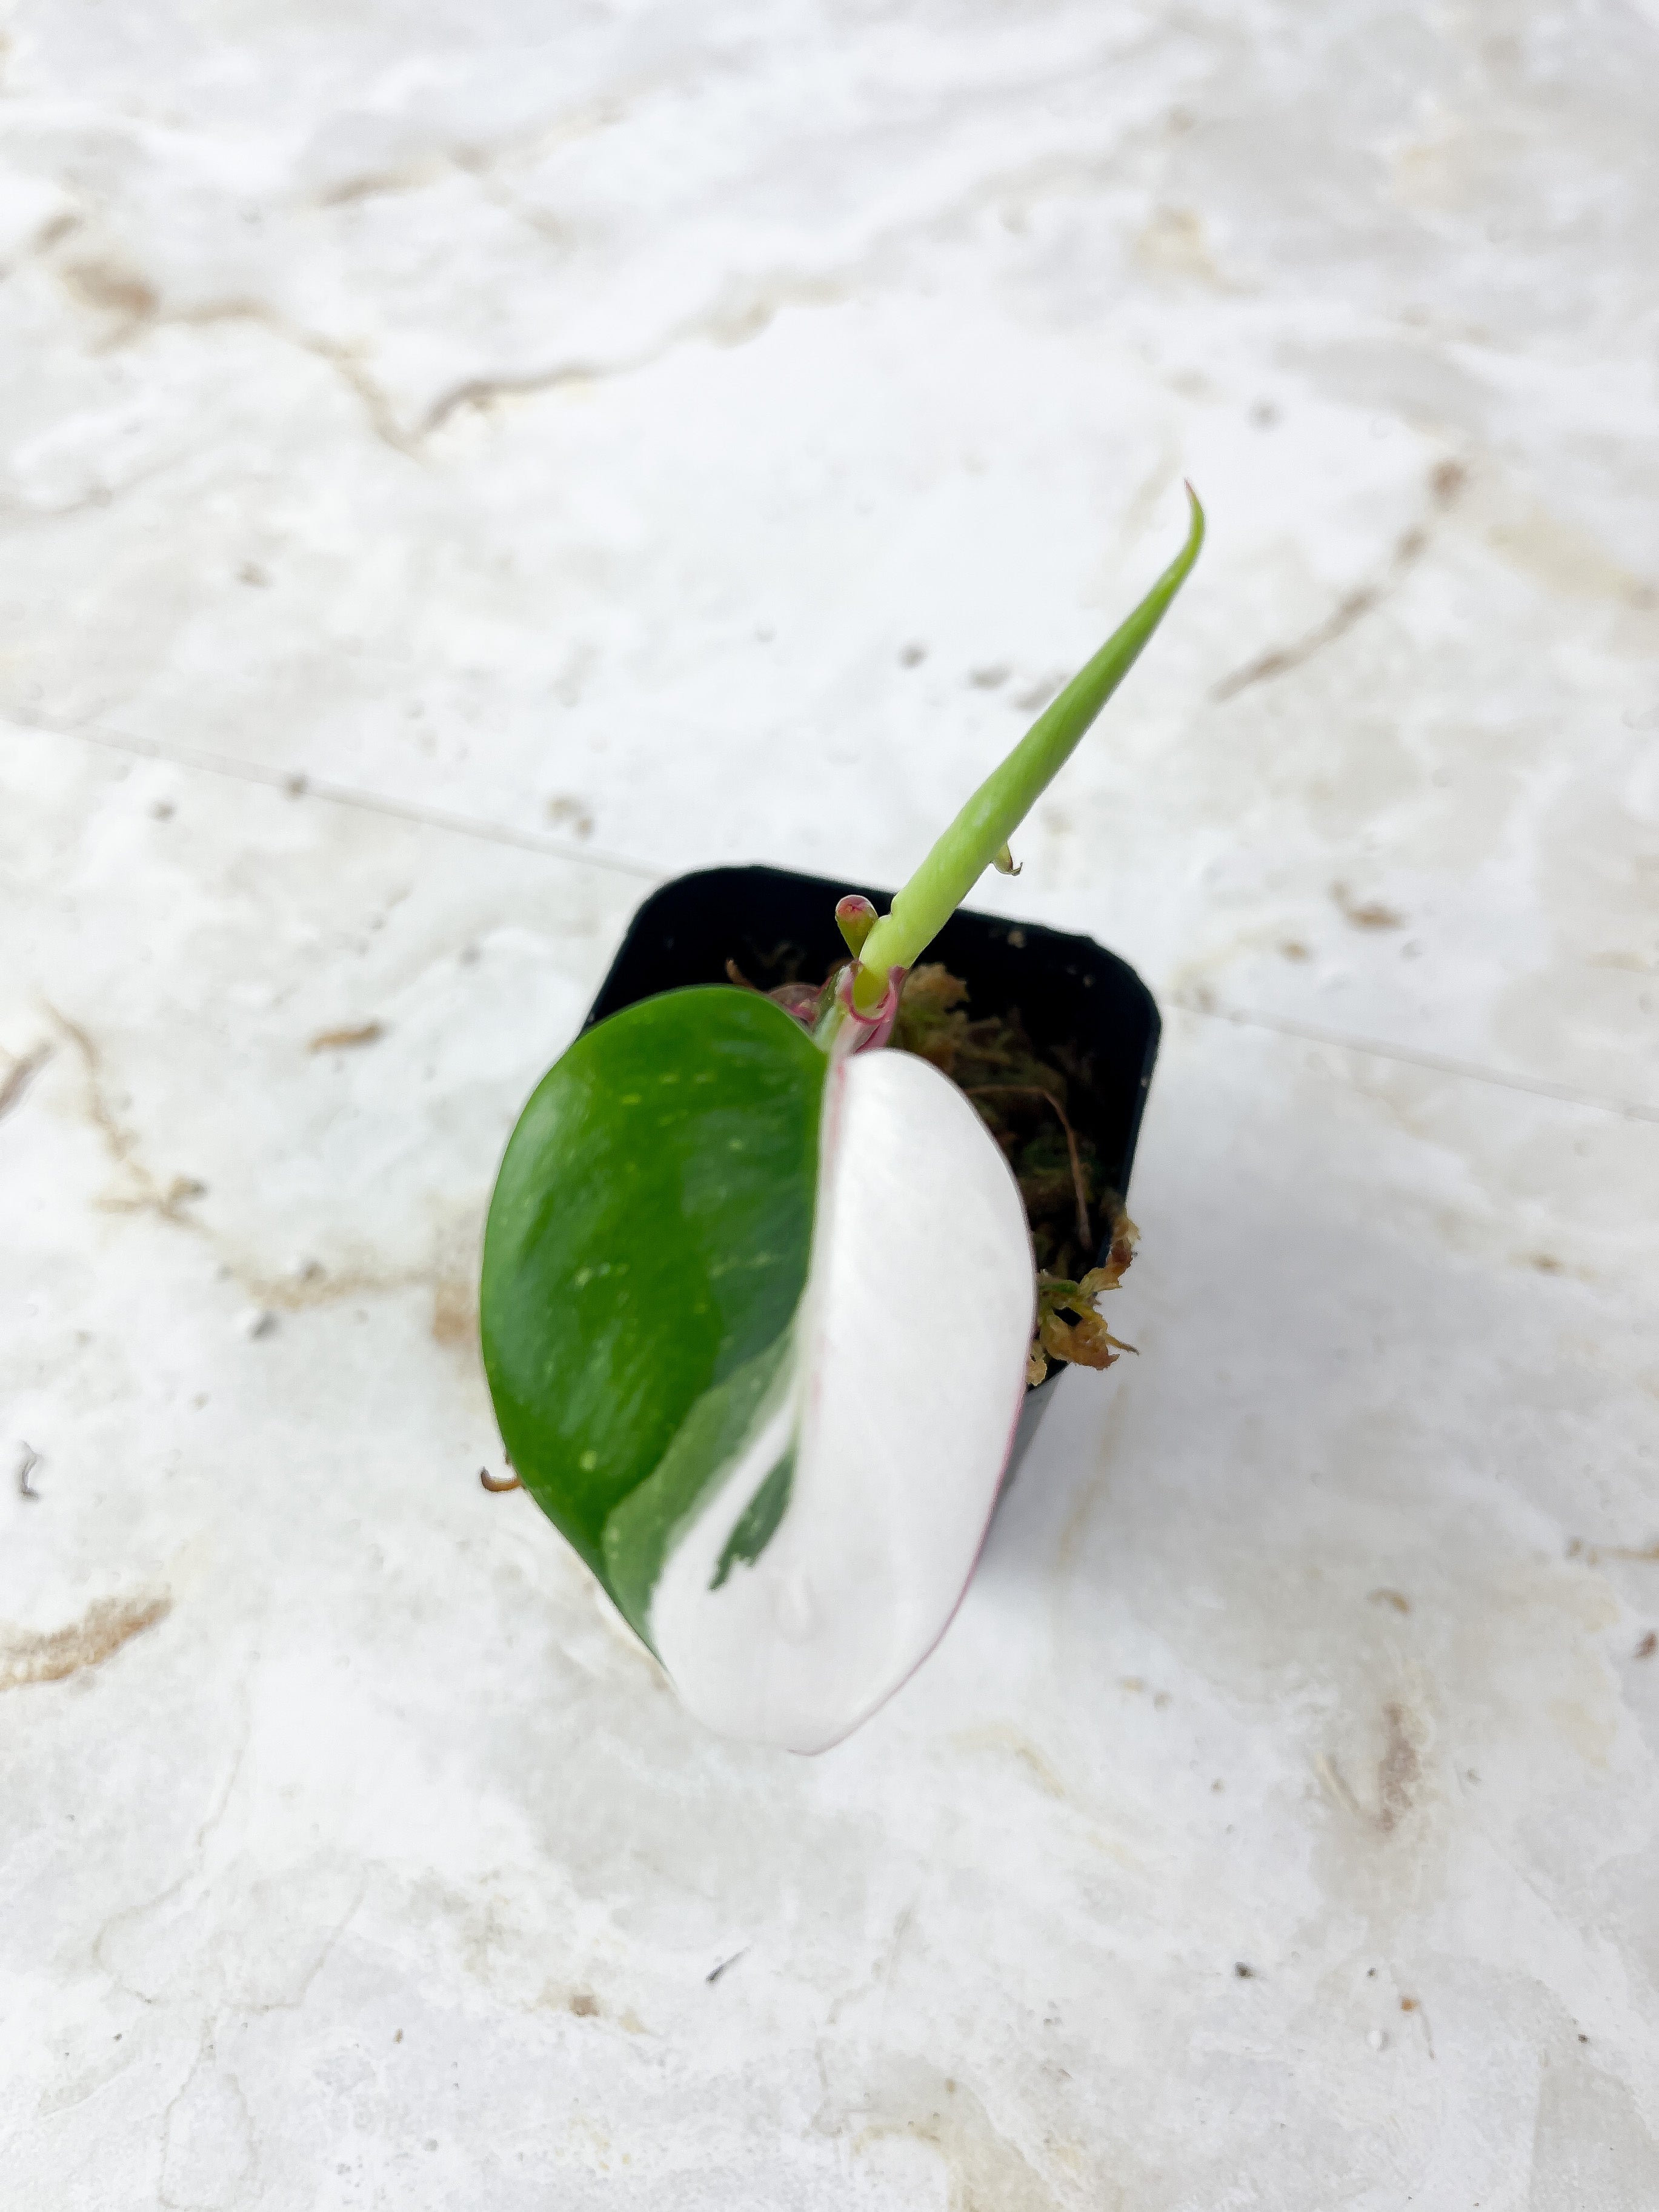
[853,487,1204,1011]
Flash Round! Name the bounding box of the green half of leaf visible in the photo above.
[480,986,825,1593]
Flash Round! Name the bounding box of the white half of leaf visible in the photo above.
[649,1046,1034,1754]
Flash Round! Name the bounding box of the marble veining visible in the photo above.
[3,2,1658,2205]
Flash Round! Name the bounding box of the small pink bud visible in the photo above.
[835,895,877,957]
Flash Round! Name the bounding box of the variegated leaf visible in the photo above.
[481,986,1032,1752]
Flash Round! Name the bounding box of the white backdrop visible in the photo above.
[2,2,1658,2205]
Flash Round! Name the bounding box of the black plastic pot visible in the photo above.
[585,864,1160,1478]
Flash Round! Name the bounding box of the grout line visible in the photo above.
[13,709,667,887]
[1183,998,1659,1128]
[16,709,1657,1129]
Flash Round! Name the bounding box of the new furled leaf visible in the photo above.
[853,488,1204,1010]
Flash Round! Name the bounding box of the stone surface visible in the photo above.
[2,2,1658,2205]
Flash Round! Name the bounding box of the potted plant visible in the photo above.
[480,491,1203,1753]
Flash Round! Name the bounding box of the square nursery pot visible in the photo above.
[584,864,1161,1485]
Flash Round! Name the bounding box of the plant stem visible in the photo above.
[852,487,1205,1012]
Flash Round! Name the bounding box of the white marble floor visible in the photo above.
[3,3,1658,2206]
